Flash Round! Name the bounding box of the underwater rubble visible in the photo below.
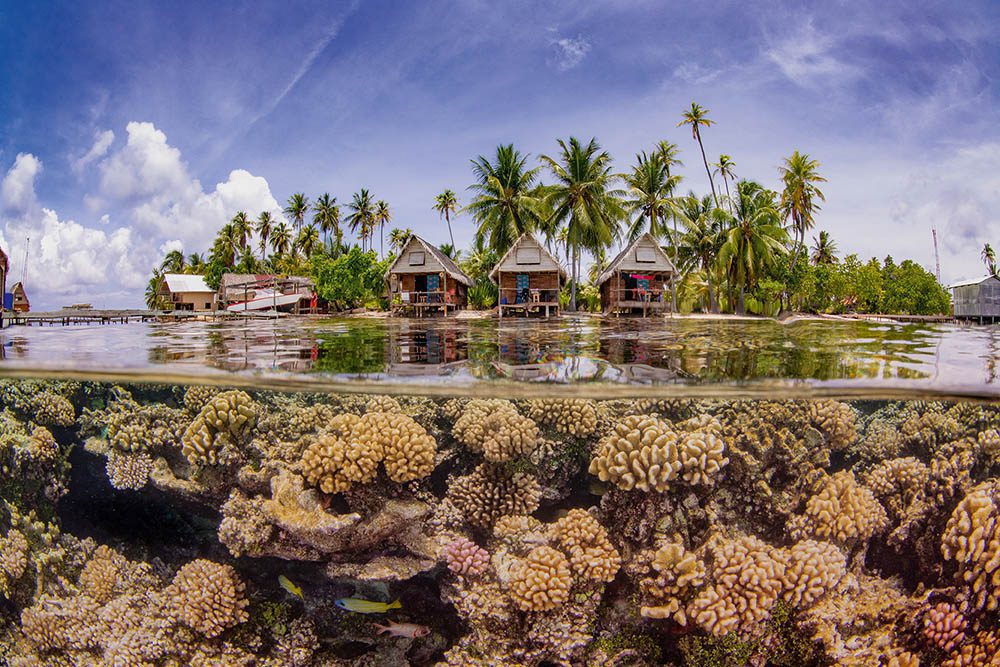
[1,379,1000,665]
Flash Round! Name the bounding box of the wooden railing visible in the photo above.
[394,290,451,305]
[499,288,560,305]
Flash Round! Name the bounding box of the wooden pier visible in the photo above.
[1,308,284,327]
[842,313,954,324]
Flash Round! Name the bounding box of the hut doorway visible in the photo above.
[414,275,428,293]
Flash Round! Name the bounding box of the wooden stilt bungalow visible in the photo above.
[490,233,567,318]
[0,248,9,315]
[10,282,29,312]
[386,235,472,317]
[597,233,676,316]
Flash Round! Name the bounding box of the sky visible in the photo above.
[0,0,997,309]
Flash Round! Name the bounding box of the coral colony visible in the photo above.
[4,381,1000,664]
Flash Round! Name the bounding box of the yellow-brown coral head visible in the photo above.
[588,415,681,492]
[509,545,572,612]
[180,390,257,465]
[550,509,620,583]
[164,559,248,638]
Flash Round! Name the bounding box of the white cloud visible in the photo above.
[551,35,591,71]
[72,129,115,173]
[1,153,42,215]
[97,122,283,251]
[765,20,860,89]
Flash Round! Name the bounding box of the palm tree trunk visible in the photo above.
[705,260,717,313]
[670,213,678,313]
[446,212,455,248]
[737,286,745,315]
[696,131,719,208]
[723,177,732,214]
[381,224,384,259]
[570,243,578,312]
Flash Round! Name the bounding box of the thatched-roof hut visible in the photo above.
[386,235,472,316]
[490,233,567,318]
[597,233,676,315]
[10,282,29,313]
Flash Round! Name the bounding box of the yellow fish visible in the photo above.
[278,575,304,600]
[335,597,402,614]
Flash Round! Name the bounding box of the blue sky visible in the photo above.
[0,0,997,308]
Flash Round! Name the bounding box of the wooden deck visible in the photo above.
[499,301,560,318]
[607,299,669,317]
[1,309,283,327]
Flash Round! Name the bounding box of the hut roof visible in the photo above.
[385,235,473,286]
[162,273,213,293]
[10,282,26,295]
[489,233,567,281]
[597,233,677,285]
[0,247,8,274]
[949,275,998,289]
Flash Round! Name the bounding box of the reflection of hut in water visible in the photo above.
[9,282,29,312]
[491,233,567,318]
[387,323,467,372]
[386,236,472,317]
[597,233,676,316]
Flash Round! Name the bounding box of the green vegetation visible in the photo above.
[147,102,950,316]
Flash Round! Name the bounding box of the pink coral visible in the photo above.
[923,602,967,652]
[443,537,489,577]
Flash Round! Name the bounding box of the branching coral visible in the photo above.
[301,434,380,493]
[864,457,929,520]
[105,451,154,490]
[807,400,857,450]
[218,490,274,557]
[0,528,28,597]
[526,399,599,437]
[366,395,402,414]
[779,539,845,608]
[942,481,1000,611]
[549,509,620,583]
[455,399,539,462]
[789,471,888,547]
[27,391,76,427]
[181,390,257,465]
[356,411,437,482]
[444,537,490,577]
[677,429,729,486]
[588,415,681,492]
[448,463,541,529]
[26,427,58,462]
[639,541,705,623]
[922,602,967,652]
[164,559,249,638]
[509,545,572,612]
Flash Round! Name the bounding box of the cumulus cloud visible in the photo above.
[550,34,591,71]
[72,129,115,173]
[96,121,283,252]
[765,21,860,89]
[0,153,148,307]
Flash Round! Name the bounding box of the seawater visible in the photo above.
[2,318,1000,665]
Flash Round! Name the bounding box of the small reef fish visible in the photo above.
[278,575,304,600]
[335,597,402,614]
[374,621,430,638]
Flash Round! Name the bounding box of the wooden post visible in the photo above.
[443,272,448,318]
[498,270,502,320]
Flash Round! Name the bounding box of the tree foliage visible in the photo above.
[310,247,391,311]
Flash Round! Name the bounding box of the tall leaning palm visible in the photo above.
[657,140,684,311]
[271,222,292,257]
[256,212,274,260]
[434,190,459,248]
[375,200,391,258]
[677,103,719,208]
[347,189,376,252]
[312,194,341,251]
[713,155,737,212]
[231,211,251,250]
[719,180,788,314]
[466,144,544,256]
[540,137,625,312]
[284,193,310,233]
[779,151,826,269]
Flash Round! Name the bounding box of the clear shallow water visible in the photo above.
[2,316,1000,396]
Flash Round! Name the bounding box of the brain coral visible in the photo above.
[164,559,248,637]
[780,539,846,608]
[300,434,380,494]
[509,545,572,612]
[455,399,539,462]
[789,470,888,546]
[550,509,620,583]
[689,535,785,636]
[181,390,257,465]
[588,415,682,492]
[448,463,541,529]
[526,399,599,437]
[942,482,1000,611]
[639,541,705,624]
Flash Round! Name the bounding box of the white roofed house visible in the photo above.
[596,233,677,316]
[385,235,472,317]
[158,274,217,311]
[489,233,567,318]
[950,275,1000,322]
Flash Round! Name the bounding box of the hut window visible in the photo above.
[409,251,425,266]
[516,247,540,264]
[635,247,656,262]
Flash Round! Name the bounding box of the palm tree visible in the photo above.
[622,152,680,242]
[186,253,206,273]
[211,223,239,267]
[145,270,167,309]
[375,200,391,259]
[656,140,684,312]
[347,189,376,252]
[466,144,544,256]
[231,211,251,250]
[271,222,292,256]
[434,190,459,248]
[439,243,460,261]
[256,211,274,260]
[713,155,737,212]
[284,193,310,233]
[984,243,997,277]
[810,231,839,265]
[160,249,186,273]
[389,227,413,253]
[677,103,719,208]
[295,225,320,258]
[719,180,788,314]
[779,151,826,268]
[312,194,341,250]
[539,137,625,311]
[677,193,727,313]
[235,246,259,274]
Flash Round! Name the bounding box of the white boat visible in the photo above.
[226,290,303,312]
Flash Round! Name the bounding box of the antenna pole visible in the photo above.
[932,228,941,283]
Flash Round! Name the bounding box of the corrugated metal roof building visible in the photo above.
[949,275,1000,320]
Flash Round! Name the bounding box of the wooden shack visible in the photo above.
[490,233,567,317]
[0,248,8,314]
[10,282,29,312]
[597,233,676,316]
[386,235,472,317]
[951,275,999,322]
[159,274,217,311]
